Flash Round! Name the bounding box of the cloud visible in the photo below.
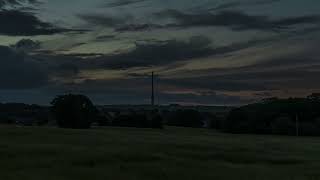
[78,13,162,32]
[0,45,48,89]
[0,10,86,36]
[163,37,320,94]
[10,38,41,51]
[115,23,163,32]
[103,0,149,8]
[0,1,87,36]
[79,4,320,33]
[95,35,116,42]
[274,16,320,27]
[53,63,80,77]
[0,0,41,8]
[30,37,211,73]
[209,0,282,11]
[0,0,319,105]
[215,57,320,87]
[159,91,248,105]
[109,37,280,69]
[154,10,320,31]
[90,36,213,69]
[78,13,130,27]
[57,52,320,105]
[58,36,275,71]
[52,77,247,105]
[161,77,268,92]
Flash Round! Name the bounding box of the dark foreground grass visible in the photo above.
[1,126,320,180]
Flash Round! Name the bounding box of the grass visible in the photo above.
[1,126,320,180]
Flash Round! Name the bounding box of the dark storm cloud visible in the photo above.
[167,55,320,93]
[33,35,266,74]
[26,40,320,105]
[154,69,315,100]
[0,10,87,36]
[54,63,80,77]
[79,4,319,33]
[159,91,248,105]
[104,0,149,8]
[32,32,279,74]
[154,10,320,31]
[65,36,274,70]
[0,45,48,89]
[91,36,213,69]
[34,36,213,71]
[209,2,245,11]
[209,0,282,11]
[210,68,320,91]
[58,78,246,105]
[53,78,157,104]
[162,77,268,92]
[0,0,87,36]
[95,35,116,42]
[78,13,130,27]
[29,52,83,76]
[66,53,320,105]
[115,23,164,32]
[0,0,41,8]
[219,57,320,85]
[274,16,320,27]
[124,37,278,69]
[10,39,41,51]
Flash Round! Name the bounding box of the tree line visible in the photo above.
[50,94,211,129]
[222,94,320,136]
[3,93,320,136]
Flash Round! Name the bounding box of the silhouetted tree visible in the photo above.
[150,111,164,129]
[224,94,320,136]
[51,94,98,129]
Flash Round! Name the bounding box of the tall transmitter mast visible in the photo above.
[151,72,155,106]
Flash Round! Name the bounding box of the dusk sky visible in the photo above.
[0,0,319,105]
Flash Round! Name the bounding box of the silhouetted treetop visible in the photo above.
[51,94,98,129]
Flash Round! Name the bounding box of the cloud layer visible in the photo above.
[0,45,48,89]
[0,0,319,105]
[154,10,320,31]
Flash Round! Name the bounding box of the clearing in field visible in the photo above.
[1,126,320,180]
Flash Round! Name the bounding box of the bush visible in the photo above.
[96,114,111,126]
[51,94,98,129]
[271,116,296,135]
[112,111,163,129]
[207,113,222,129]
[167,109,204,128]
[112,113,146,128]
[150,112,163,129]
[300,122,320,136]
[223,108,250,133]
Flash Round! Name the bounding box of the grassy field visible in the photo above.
[1,126,320,180]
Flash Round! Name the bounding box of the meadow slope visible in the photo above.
[1,126,320,180]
